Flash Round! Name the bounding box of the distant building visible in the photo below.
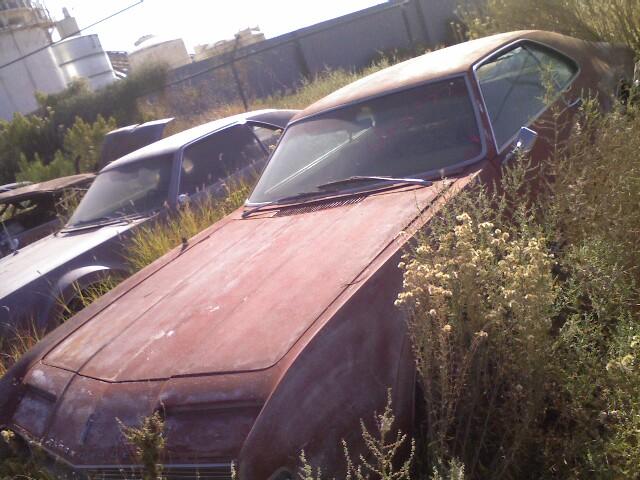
[128,35,191,72]
[0,1,117,120]
[52,33,118,90]
[194,26,265,61]
[0,0,66,120]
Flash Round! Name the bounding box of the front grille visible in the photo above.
[84,464,233,480]
[274,196,365,217]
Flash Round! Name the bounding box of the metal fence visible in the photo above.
[147,0,463,115]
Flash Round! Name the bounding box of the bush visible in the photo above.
[458,0,640,56]
[0,65,166,184]
[396,99,640,477]
[13,115,116,183]
[37,64,168,128]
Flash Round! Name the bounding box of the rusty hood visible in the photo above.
[42,183,448,382]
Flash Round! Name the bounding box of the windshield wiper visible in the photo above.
[65,212,149,230]
[316,175,433,190]
[241,190,336,219]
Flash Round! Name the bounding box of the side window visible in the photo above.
[252,126,283,153]
[179,125,267,195]
[477,42,578,149]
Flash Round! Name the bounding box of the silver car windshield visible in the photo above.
[67,154,174,227]
[248,77,482,204]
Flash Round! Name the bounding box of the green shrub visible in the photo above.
[15,151,75,183]
[0,65,166,184]
[0,112,59,183]
[37,64,168,128]
[14,115,116,183]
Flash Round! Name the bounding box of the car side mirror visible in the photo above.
[513,126,538,154]
[503,127,538,165]
[177,194,190,206]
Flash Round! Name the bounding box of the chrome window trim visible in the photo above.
[472,38,581,155]
[245,74,488,207]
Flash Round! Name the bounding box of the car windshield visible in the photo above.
[67,154,173,227]
[248,77,482,204]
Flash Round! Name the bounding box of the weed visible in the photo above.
[298,391,415,480]
[0,324,42,377]
[119,412,166,480]
[126,181,252,271]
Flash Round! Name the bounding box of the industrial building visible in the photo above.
[194,27,266,62]
[0,0,117,121]
[0,0,66,120]
[128,34,191,72]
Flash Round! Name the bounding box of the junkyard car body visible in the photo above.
[0,174,94,259]
[0,109,296,336]
[0,32,633,479]
[0,118,172,260]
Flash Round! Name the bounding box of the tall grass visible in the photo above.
[458,0,640,56]
[397,95,640,477]
[0,325,42,377]
[126,182,252,271]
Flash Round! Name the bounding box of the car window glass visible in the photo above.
[477,43,578,150]
[249,78,482,204]
[252,126,282,153]
[179,125,267,195]
[68,155,174,227]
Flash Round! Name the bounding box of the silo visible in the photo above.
[0,0,67,120]
[128,35,191,72]
[52,34,117,90]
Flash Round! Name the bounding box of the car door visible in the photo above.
[176,123,283,203]
[474,41,581,168]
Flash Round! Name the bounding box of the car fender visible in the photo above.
[56,265,126,308]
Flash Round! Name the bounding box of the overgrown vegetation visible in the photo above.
[126,182,252,271]
[0,325,42,377]
[395,95,640,477]
[119,412,166,480]
[0,65,166,184]
[458,0,640,56]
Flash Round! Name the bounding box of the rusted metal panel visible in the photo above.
[44,183,442,381]
[0,174,94,203]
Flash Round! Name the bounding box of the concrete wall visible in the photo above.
[156,0,465,116]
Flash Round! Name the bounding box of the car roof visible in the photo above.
[0,173,94,204]
[102,109,298,172]
[291,30,574,122]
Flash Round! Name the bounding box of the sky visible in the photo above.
[43,0,386,53]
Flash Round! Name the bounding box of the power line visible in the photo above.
[0,0,144,72]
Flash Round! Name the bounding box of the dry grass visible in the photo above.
[126,181,252,272]
[458,0,640,56]
[0,325,42,377]
[397,94,640,478]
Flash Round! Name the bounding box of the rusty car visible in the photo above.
[0,174,94,259]
[0,109,296,337]
[0,31,634,479]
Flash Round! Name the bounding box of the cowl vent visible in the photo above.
[274,196,365,217]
